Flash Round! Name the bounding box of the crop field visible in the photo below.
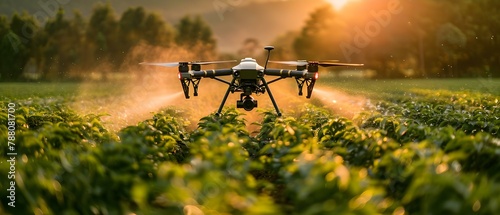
[1,78,500,215]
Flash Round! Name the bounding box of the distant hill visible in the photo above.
[0,0,328,52]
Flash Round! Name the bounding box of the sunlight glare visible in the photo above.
[326,0,350,10]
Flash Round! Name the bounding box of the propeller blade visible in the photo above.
[317,60,340,63]
[318,62,364,67]
[139,62,182,67]
[269,61,308,66]
[269,60,362,67]
[193,60,237,65]
[140,60,237,67]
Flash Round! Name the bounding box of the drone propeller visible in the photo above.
[269,60,309,66]
[139,62,183,67]
[317,62,364,67]
[140,60,237,67]
[269,60,363,67]
[194,60,237,65]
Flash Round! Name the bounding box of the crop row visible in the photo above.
[1,90,500,214]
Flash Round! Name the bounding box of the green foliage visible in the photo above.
[364,90,500,139]
[1,90,499,214]
[281,152,390,214]
[130,108,280,214]
[0,99,120,215]
[119,109,190,165]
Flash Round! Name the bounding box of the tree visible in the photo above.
[0,16,8,37]
[117,7,147,66]
[40,7,73,80]
[293,5,348,61]
[290,0,500,78]
[119,7,146,48]
[117,7,175,70]
[175,15,216,57]
[87,3,118,69]
[0,13,38,81]
[0,4,224,82]
[117,7,174,57]
[435,23,467,77]
[269,31,299,61]
[0,31,29,81]
[455,0,500,77]
[143,13,174,47]
[9,12,38,48]
[67,10,87,75]
[0,16,11,80]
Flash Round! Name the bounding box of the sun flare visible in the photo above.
[326,0,350,10]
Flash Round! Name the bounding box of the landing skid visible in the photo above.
[215,77,282,117]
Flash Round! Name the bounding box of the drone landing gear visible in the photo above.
[215,78,282,117]
[261,77,282,117]
[216,78,236,117]
[295,77,316,98]
[180,78,201,99]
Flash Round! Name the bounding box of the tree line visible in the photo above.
[0,3,216,81]
[289,0,500,78]
[1,0,498,81]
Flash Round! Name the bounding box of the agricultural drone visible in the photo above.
[140,46,363,116]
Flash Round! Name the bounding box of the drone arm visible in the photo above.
[264,69,307,78]
[264,69,319,99]
[191,69,233,78]
[211,77,233,86]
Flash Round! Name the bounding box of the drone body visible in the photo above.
[141,46,363,116]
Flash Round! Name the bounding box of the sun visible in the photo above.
[326,0,350,10]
